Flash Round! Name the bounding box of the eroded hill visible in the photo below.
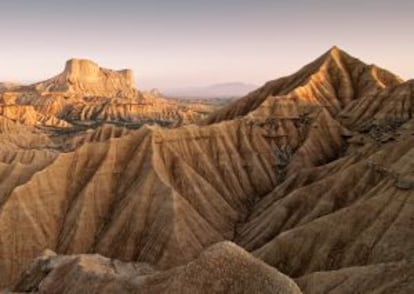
[0,47,413,293]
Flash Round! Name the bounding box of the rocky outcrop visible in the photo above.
[33,58,137,98]
[0,104,71,127]
[12,242,302,294]
[0,60,216,128]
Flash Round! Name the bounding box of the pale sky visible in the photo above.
[0,0,413,90]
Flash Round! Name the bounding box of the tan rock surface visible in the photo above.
[33,58,137,98]
[12,242,302,294]
[0,59,216,128]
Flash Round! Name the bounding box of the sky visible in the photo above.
[0,0,413,90]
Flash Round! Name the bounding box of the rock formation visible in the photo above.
[33,58,137,98]
[0,59,216,129]
[0,47,413,293]
[13,242,301,294]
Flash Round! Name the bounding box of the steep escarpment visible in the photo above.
[33,58,137,98]
[0,47,413,293]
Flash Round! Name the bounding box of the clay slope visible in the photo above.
[296,260,414,294]
[0,47,413,293]
[0,120,281,287]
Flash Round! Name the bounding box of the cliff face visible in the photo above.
[34,59,137,98]
[0,47,413,293]
[34,58,137,98]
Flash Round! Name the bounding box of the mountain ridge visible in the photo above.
[200,46,403,125]
[0,46,413,293]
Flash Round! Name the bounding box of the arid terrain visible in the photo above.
[0,47,413,293]
[0,59,219,130]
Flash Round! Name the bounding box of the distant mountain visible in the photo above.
[164,82,258,99]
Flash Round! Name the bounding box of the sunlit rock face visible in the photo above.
[34,58,138,98]
[0,59,216,128]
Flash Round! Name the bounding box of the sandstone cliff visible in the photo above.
[33,58,137,98]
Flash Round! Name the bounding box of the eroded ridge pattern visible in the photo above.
[0,47,413,293]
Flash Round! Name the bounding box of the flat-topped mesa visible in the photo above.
[34,58,138,98]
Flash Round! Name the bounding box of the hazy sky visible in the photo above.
[0,0,413,90]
